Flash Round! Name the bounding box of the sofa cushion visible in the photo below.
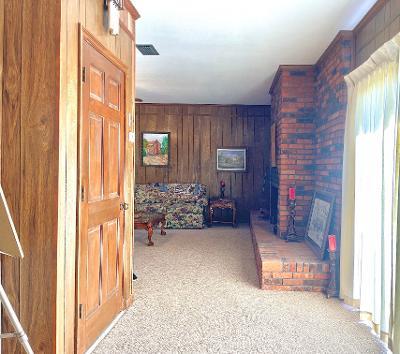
[135,184,164,204]
[135,183,207,205]
[165,203,205,229]
[135,202,166,214]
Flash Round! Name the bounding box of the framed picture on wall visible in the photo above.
[141,132,170,167]
[216,148,247,172]
[305,191,335,260]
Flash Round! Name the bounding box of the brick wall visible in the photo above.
[270,31,354,242]
[270,66,316,237]
[314,31,354,240]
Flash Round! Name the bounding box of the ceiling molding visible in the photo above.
[353,0,387,34]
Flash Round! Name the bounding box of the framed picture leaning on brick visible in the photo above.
[305,191,335,260]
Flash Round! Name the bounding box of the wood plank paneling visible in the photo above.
[136,104,271,221]
[60,0,80,352]
[20,1,61,353]
[1,0,22,351]
[59,3,137,351]
[1,1,62,353]
[354,0,400,67]
[0,1,138,353]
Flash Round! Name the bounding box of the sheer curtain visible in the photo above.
[341,34,400,349]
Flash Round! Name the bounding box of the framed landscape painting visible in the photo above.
[217,148,247,172]
[141,132,170,167]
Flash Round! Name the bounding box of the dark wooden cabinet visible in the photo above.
[208,198,237,227]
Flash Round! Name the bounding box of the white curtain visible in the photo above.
[341,34,400,348]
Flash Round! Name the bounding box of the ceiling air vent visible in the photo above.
[136,44,159,55]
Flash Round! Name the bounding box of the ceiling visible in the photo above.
[133,0,377,105]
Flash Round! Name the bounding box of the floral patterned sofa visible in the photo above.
[134,183,208,229]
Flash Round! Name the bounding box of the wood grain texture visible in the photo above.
[58,1,81,352]
[20,1,61,353]
[0,0,137,353]
[1,0,24,353]
[61,2,136,352]
[136,104,271,221]
[77,38,125,352]
[0,0,3,183]
[119,28,135,307]
[354,0,400,67]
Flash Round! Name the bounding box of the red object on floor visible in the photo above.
[328,235,336,252]
[289,187,296,200]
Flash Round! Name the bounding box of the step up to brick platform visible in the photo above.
[250,210,330,292]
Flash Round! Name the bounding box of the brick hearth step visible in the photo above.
[250,210,330,292]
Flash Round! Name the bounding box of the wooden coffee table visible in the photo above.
[134,212,167,246]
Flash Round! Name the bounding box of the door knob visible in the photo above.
[120,202,129,211]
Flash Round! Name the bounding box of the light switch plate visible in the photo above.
[128,132,135,143]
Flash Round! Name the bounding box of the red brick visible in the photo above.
[270,34,353,241]
[312,287,326,292]
[283,261,296,272]
[293,273,314,279]
[322,264,330,273]
[263,285,292,291]
[272,272,293,279]
[262,260,282,272]
[303,279,329,287]
[314,273,330,280]
[283,278,306,286]
[264,278,283,285]
[296,263,304,272]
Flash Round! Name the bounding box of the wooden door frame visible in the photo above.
[76,25,129,353]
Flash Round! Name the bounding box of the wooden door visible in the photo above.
[77,34,126,353]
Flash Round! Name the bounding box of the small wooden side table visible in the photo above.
[134,212,166,246]
[209,198,237,227]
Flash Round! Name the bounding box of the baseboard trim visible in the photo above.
[85,310,126,354]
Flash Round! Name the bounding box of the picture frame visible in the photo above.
[141,132,170,167]
[216,148,247,172]
[304,191,335,260]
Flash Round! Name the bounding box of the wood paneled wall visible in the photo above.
[1,1,62,353]
[355,0,400,66]
[136,104,271,221]
[0,1,138,353]
[58,1,137,353]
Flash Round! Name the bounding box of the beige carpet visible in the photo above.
[94,226,386,354]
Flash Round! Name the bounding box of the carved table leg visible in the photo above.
[160,217,166,236]
[147,222,154,246]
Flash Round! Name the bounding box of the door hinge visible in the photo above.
[79,304,84,319]
[81,185,85,202]
[82,67,86,83]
